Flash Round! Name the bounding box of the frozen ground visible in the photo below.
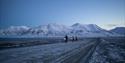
[0,39,97,63]
[0,37,124,63]
[89,37,125,63]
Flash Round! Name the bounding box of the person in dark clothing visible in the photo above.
[75,36,78,41]
[64,35,68,42]
[72,36,75,42]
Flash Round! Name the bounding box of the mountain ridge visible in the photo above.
[110,27,125,35]
[0,23,124,37]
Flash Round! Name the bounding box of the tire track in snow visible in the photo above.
[51,39,100,63]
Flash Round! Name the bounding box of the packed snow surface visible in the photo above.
[0,40,92,63]
[89,38,125,63]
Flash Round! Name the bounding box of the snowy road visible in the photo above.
[51,41,98,63]
[0,39,100,63]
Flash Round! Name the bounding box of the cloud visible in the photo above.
[106,24,118,27]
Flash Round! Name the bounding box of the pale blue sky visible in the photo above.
[0,0,125,29]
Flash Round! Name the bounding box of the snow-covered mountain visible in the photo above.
[71,23,106,33]
[0,26,30,35]
[110,27,125,35]
[0,23,123,37]
[70,23,116,37]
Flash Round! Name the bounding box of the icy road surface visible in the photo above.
[0,39,99,63]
